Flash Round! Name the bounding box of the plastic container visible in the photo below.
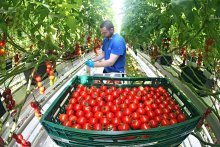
[40,76,201,147]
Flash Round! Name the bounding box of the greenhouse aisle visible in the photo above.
[14,50,202,147]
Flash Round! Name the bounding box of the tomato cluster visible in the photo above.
[12,133,31,147]
[75,43,81,56]
[2,88,16,111]
[162,38,171,49]
[30,101,41,119]
[45,61,55,85]
[59,85,187,131]
[34,75,46,95]
[93,38,102,55]
[0,40,6,56]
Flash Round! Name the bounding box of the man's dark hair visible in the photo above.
[100,20,114,30]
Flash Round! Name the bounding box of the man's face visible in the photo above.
[100,27,114,38]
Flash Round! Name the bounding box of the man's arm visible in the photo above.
[94,53,119,67]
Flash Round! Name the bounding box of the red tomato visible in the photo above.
[137,103,144,108]
[124,87,130,93]
[92,106,101,112]
[134,96,141,101]
[129,103,138,112]
[140,115,149,123]
[106,112,115,119]
[96,96,103,101]
[112,117,121,126]
[167,105,173,111]
[97,100,105,107]
[129,91,135,96]
[94,111,103,120]
[77,117,87,125]
[89,118,98,125]
[136,108,146,115]
[106,101,114,107]
[100,86,107,91]
[175,109,181,115]
[17,134,23,140]
[85,111,93,119]
[35,76,41,82]
[100,117,110,125]
[161,114,169,120]
[82,106,92,113]
[141,123,151,130]
[111,105,120,113]
[84,95,92,101]
[149,119,158,128]
[170,118,178,125]
[163,108,170,114]
[112,91,119,98]
[105,89,112,95]
[177,113,187,122]
[69,115,77,123]
[119,95,126,101]
[123,108,132,116]
[118,123,130,131]
[124,99,131,105]
[115,111,123,118]
[64,120,73,127]
[66,104,74,111]
[73,104,82,111]
[93,123,103,131]
[151,103,158,110]
[122,116,132,125]
[131,112,140,119]
[66,109,75,116]
[154,115,162,123]
[173,105,180,110]
[117,88,123,95]
[114,99,122,105]
[169,112,177,119]
[106,95,114,102]
[142,96,148,101]
[87,89,94,95]
[59,114,69,122]
[69,98,78,104]
[155,108,163,116]
[90,91,98,98]
[81,91,88,98]
[72,124,82,129]
[83,123,92,130]
[120,103,128,109]
[146,111,155,119]
[161,119,171,126]
[76,110,84,117]
[145,105,152,111]
[106,124,117,131]
[155,99,162,104]
[101,106,110,114]
[131,119,142,130]
[72,91,80,98]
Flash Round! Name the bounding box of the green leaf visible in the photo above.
[66,17,77,33]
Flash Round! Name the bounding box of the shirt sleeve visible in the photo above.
[102,39,106,51]
[111,38,125,56]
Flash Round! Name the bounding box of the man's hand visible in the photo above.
[85,59,94,68]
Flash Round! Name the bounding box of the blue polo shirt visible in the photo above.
[102,33,126,73]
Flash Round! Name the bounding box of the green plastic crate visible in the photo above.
[40,76,201,147]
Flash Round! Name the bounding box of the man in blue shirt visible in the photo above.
[85,20,126,74]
